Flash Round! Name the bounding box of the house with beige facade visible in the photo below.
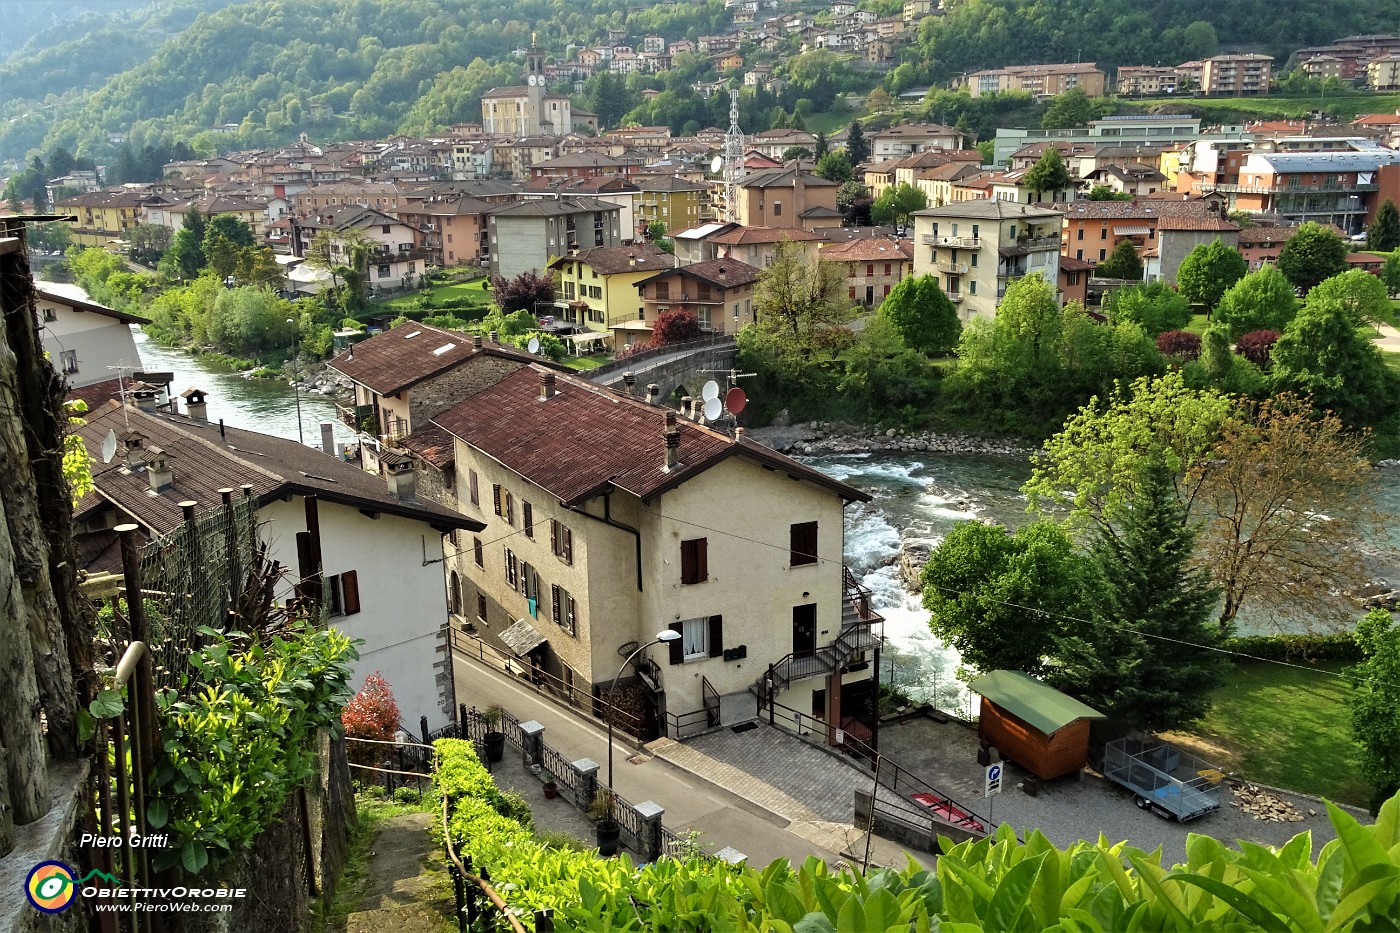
[819,237,914,307]
[427,365,881,746]
[635,257,762,337]
[735,166,840,230]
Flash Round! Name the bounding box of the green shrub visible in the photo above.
[364,785,386,799]
[393,786,421,805]
[1222,631,1362,663]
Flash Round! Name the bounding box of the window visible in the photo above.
[504,492,515,526]
[865,263,874,277]
[504,548,519,588]
[550,520,573,564]
[382,225,391,234]
[469,470,480,506]
[1077,227,1084,241]
[969,280,977,295]
[1099,249,1106,261]
[668,615,723,663]
[449,570,462,616]
[523,501,534,538]
[493,484,502,516]
[326,571,361,617]
[656,282,669,300]
[884,263,891,275]
[60,350,78,375]
[42,307,56,322]
[773,201,782,217]
[377,264,390,278]
[1076,249,1083,260]
[1100,227,1107,240]
[473,536,483,567]
[849,286,856,299]
[477,591,487,623]
[790,522,818,566]
[522,562,541,610]
[550,584,577,634]
[680,537,708,584]
[971,224,979,239]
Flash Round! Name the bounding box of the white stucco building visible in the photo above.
[35,282,148,388]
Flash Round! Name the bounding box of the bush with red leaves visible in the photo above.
[342,672,400,767]
[649,308,704,347]
[1235,330,1281,369]
[1155,329,1202,362]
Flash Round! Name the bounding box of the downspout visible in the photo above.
[566,489,643,592]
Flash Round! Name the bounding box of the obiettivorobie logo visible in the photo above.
[25,861,122,913]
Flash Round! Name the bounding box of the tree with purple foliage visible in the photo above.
[489,270,555,314]
[649,308,703,347]
[1156,330,1201,362]
[1234,330,1280,369]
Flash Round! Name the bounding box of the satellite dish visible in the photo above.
[710,154,725,173]
[703,396,723,421]
[701,379,720,400]
[725,386,747,415]
[101,429,118,464]
[527,337,541,354]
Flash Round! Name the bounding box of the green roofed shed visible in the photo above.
[968,670,1107,780]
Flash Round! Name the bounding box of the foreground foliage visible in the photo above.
[435,738,1400,931]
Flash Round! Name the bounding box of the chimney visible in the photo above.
[489,330,500,344]
[144,446,173,493]
[384,456,417,500]
[646,383,659,404]
[181,387,209,421]
[734,427,745,442]
[681,396,694,419]
[539,371,557,400]
[663,410,680,470]
[473,334,483,349]
[131,384,159,413]
[623,371,636,396]
[628,252,637,268]
[320,421,336,457]
[124,430,146,469]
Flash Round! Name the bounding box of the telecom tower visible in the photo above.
[723,89,745,223]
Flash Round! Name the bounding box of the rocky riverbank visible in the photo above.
[744,415,1038,459]
[287,361,352,397]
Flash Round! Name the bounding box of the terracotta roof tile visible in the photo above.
[328,323,538,396]
[546,243,675,275]
[819,237,913,261]
[431,366,868,505]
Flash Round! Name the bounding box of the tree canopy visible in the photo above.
[1022,147,1072,197]
[1367,199,1400,252]
[1104,281,1192,336]
[1276,222,1349,293]
[878,273,960,355]
[1096,238,1143,281]
[1176,237,1247,310]
[1213,264,1298,338]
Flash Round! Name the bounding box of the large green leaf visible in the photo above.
[1327,800,1389,875]
[146,798,170,829]
[793,912,836,933]
[90,688,124,719]
[181,841,209,875]
[1164,870,1291,933]
[985,853,1046,933]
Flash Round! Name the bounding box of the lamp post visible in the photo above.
[286,318,304,445]
[607,629,681,791]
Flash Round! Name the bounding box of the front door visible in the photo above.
[793,604,817,658]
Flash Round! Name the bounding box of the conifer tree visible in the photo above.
[845,120,869,166]
[1367,199,1400,252]
[1050,456,1228,733]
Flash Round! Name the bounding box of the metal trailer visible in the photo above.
[1103,737,1223,822]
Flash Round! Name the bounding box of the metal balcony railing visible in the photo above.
[921,234,980,248]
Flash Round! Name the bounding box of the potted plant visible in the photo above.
[589,790,621,856]
[541,770,558,799]
[482,705,506,763]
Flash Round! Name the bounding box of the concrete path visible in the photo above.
[454,652,931,870]
[1374,322,1400,352]
[344,811,455,933]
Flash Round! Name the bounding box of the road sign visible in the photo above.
[985,763,1003,798]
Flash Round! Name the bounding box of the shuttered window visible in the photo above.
[523,501,534,538]
[790,521,818,567]
[680,538,708,584]
[551,520,573,564]
[469,470,480,506]
[493,483,502,516]
[327,570,360,617]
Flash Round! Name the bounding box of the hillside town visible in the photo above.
[6,3,1400,930]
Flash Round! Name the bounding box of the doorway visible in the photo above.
[793,603,817,658]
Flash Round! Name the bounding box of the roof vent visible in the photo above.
[404,330,422,339]
[539,371,557,400]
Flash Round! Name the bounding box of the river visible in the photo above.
[137,331,1400,709]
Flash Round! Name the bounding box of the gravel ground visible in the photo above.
[877,715,1372,866]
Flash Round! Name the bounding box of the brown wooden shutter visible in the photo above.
[681,538,708,584]
[341,570,360,616]
[493,484,502,516]
[668,622,684,665]
[791,521,818,566]
[562,526,573,564]
[708,615,723,658]
[524,501,534,537]
[551,584,561,626]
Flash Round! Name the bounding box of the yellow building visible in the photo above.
[57,188,164,248]
[545,244,675,345]
[635,175,709,236]
[1158,145,1186,189]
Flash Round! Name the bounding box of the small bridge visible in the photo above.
[586,335,738,403]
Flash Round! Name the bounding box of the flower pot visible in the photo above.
[483,731,506,763]
[543,783,558,799]
[596,819,621,856]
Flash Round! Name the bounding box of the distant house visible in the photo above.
[819,236,914,307]
[735,166,840,230]
[293,206,429,295]
[635,257,762,339]
[546,243,675,345]
[34,282,149,389]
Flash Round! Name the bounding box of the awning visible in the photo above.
[500,618,548,657]
[1112,224,1152,236]
[563,331,609,344]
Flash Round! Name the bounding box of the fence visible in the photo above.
[586,333,736,382]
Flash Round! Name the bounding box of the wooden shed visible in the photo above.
[969,670,1106,780]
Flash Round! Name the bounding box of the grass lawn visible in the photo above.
[1182,312,1211,336]
[1119,93,1400,122]
[805,110,858,135]
[562,353,609,371]
[374,277,491,312]
[1164,660,1369,807]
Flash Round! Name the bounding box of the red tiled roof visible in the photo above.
[819,237,913,261]
[636,257,762,290]
[431,366,868,506]
[1157,216,1241,232]
[328,323,540,396]
[396,424,456,468]
[708,226,821,245]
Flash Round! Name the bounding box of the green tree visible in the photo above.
[204,214,257,281]
[1104,280,1191,336]
[1040,86,1095,130]
[1381,253,1400,297]
[1214,264,1298,338]
[845,120,869,165]
[1021,147,1072,199]
[206,287,296,356]
[814,131,829,159]
[837,180,872,225]
[585,71,632,129]
[753,238,851,357]
[1304,268,1391,326]
[125,223,173,267]
[837,315,942,412]
[1176,237,1247,310]
[1086,183,1132,201]
[870,182,927,228]
[1351,608,1400,813]
[1367,199,1400,252]
[814,151,853,183]
[1095,238,1142,281]
[921,520,1097,675]
[167,209,208,281]
[1049,456,1226,733]
[878,273,960,355]
[1270,287,1400,425]
[1276,221,1349,293]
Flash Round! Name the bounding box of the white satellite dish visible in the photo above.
[101,429,118,464]
[527,337,541,354]
[701,379,720,401]
[710,154,725,174]
[702,396,723,421]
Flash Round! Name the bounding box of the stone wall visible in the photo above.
[592,344,739,404]
[407,354,529,427]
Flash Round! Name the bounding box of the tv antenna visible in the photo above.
[723,88,746,223]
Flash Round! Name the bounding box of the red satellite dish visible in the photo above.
[725,386,747,415]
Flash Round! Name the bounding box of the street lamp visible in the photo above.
[286,318,304,445]
[607,629,681,791]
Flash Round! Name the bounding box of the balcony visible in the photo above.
[1195,181,1378,195]
[336,402,376,436]
[936,258,970,275]
[947,292,964,303]
[1017,234,1061,251]
[921,234,980,248]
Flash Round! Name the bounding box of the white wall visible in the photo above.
[37,300,143,388]
[260,497,454,732]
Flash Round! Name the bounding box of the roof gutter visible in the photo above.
[565,487,642,592]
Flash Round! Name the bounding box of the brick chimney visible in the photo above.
[646,383,659,404]
[663,410,679,471]
[473,334,483,349]
[681,396,694,419]
[144,446,173,493]
[384,455,417,500]
[539,371,557,400]
[623,372,636,396]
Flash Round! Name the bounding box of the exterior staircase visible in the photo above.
[754,566,884,699]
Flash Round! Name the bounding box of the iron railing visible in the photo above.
[759,565,885,696]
